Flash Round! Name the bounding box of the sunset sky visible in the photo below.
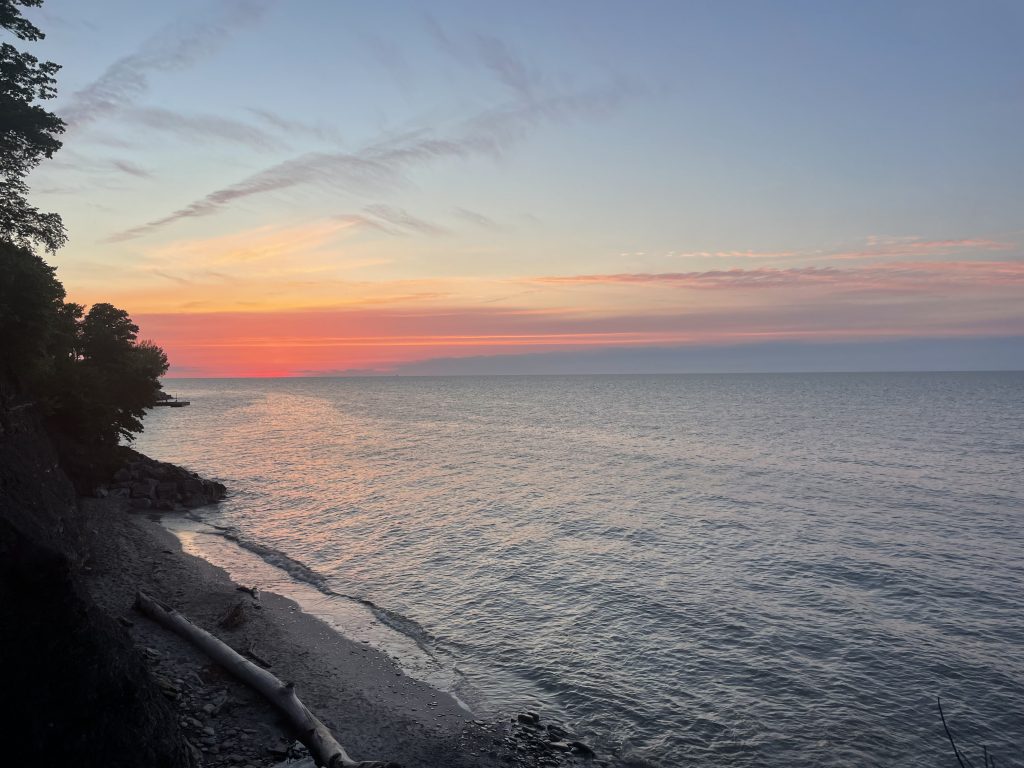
[24,0,1024,376]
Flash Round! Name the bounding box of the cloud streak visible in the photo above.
[106,21,634,242]
[532,261,1024,293]
[59,0,269,129]
[123,107,284,150]
[246,108,348,147]
[674,237,1016,263]
[364,204,448,235]
[452,207,500,230]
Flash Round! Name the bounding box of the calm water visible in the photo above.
[135,373,1024,766]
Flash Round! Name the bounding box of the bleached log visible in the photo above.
[134,590,396,768]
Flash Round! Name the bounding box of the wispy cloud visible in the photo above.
[674,237,1016,263]
[452,207,500,231]
[364,204,448,235]
[124,107,284,150]
[144,218,373,268]
[532,261,1024,292]
[825,237,1016,261]
[110,159,152,179]
[246,108,348,147]
[59,0,268,129]
[425,16,543,99]
[106,16,634,243]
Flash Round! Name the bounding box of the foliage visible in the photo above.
[0,239,64,376]
[33,302,169,448]
[0,0,66,251]
[0,2,169,456]
[0,246,169,448]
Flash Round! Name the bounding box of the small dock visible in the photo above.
[153,395,190,408]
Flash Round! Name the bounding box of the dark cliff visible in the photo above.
[0,378,196,767]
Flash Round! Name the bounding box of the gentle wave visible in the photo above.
[207,522,443,660]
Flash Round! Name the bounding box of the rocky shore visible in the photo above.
[97,450,228,510]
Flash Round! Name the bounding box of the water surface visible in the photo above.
[136,373,1024,766]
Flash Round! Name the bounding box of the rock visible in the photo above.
[548,741,572,752]
[202,726,215,736]
[108,487,130,498]
[145,464,168,480]
[517,712,540,726]
[130,479,158,499]
[570,741,596,758]
[113,468,131,482]
[154,499,175,511]
[211,690,229,712]
[218,601,247,630]
[156,481,178,500]
[130,498,152,510]
[154,674,179,694]
[546,724,569,740]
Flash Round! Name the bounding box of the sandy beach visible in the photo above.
[78,496,597,768]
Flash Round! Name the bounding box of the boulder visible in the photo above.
[156,481,179,500]
[130,479,158,499]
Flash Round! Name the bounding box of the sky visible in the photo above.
[19,0,1024,376]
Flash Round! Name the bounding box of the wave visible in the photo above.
[195,518,440,658]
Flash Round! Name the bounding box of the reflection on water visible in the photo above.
[136,373,1024,767]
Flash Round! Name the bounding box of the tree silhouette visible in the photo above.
[1,2,171,469]
[0,239,65,378]
[1,0,66,251]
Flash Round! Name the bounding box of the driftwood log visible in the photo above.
[134,590,397,768]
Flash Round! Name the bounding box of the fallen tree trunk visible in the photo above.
[134,590,397,768]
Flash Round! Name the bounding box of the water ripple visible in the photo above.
[137,373,1024,766]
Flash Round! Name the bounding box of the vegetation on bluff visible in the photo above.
[0,0,167,469]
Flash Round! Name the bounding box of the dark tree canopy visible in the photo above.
[0,238,64,374]
[1,0,66,252]
[81,303,140,364]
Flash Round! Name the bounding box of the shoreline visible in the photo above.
[162,514,472,708]
[80,495,602,768]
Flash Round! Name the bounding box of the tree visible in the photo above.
[80,302,140,365]
[0,238,65,378]
[42,303,169,448]
[1,0,66,252]
[0,2,170,467]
